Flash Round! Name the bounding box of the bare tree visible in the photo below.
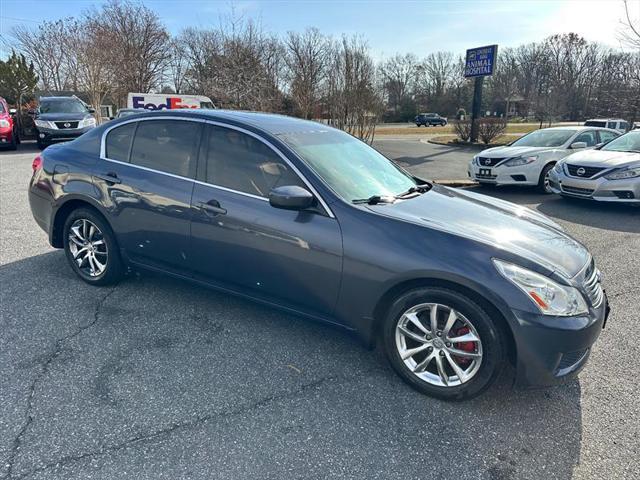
[619,0,640,50]
[70,17,115,122]
[284,28,330,119]
[95,0,169,105]
[325,36,382,143]
[165,39,188,94]
[378,53,419,113]
[13,19,77,92]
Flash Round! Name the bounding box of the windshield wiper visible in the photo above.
[395,184,432,198]
[352,195,394,205]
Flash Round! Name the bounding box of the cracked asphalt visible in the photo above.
[1,141,639,480]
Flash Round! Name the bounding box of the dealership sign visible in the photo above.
[464,45,498,77]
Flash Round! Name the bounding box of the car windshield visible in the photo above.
[600,131,640,152]
[510,129,575,147]
[278,129,417,202]
[39,99,87,114]
[117,110,137,118]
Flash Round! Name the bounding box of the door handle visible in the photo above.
[95,172,121,184]
[198,200,227,216]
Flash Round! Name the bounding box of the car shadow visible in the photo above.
[1,250,583,479]
[467,185,640,234]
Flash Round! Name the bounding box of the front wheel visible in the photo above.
[63,208,124,285]
[538,163,555,194]
[383,287,506,400]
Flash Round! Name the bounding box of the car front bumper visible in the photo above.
[36,126,93,144]
[468,162,541,186]
[548,168,640,203]
[510,293,609,387]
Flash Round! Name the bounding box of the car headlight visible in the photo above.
[554,162,563,173]
[604,165,640,180]
[35,119,56,129]
[80,117,96,128]
[472,156,478,166]
[504,155,538,167]
[493,259,588,316]
[0,119,10,128]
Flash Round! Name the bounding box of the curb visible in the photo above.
[432,179,477,187]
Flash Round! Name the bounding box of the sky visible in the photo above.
[0,0,636,59]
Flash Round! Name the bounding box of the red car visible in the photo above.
[0,97,19,150]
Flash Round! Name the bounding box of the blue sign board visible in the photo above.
[464,45,498,77]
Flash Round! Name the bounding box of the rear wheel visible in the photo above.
[63,208,123,286]
[538,163,555,194]
[383,287,506,400]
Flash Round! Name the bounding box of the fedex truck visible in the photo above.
[127,93,215,111]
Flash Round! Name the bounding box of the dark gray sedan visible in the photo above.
[28,110,608,400]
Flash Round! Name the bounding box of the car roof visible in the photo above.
[39,96,81,102]
[120,109,337,135]
[538,125,618,132]
[585,118,626,122]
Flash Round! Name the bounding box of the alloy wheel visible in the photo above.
[68,219,108,277]
[395,303,483,387]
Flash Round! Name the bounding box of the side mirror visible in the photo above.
[88,108,96,114]
[28,109,36,115]
[269,185,314,211]
[570,141,587,149]
[9,108,17,115]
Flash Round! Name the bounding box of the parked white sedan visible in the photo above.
[468,126,620,193]
[549,130,640,204]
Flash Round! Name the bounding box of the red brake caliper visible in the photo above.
[452,326,475,366]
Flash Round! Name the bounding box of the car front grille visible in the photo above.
[561,185,594,196]
[54,121,79,129]
[566,164,606,178]
[583,261,604,307]
[477,157,503,167]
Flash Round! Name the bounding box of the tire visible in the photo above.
[7,133,17,150]
[538,163,555,194]
[382,287,506,400]
[63,208,123,286]
[37,140,47,150]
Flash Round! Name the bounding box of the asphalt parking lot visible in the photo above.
[1,141,639,480]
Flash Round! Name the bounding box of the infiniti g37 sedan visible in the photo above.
[468,126,620,193]
[28,110,609,400]
[549,130,640,203]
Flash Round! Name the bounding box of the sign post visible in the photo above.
[464,45,498,142]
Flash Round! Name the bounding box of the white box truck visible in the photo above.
[127,93,215,110]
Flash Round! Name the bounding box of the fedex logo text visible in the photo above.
[132,96,199,110]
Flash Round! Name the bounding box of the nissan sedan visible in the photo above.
[549,130,640,203]
[28,110,609,400]
[468,126,620,193]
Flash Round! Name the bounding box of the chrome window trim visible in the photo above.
[99,115,335,218]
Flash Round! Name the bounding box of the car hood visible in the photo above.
[37,112,89,121]
[562,149,640,168]
[365,185,590,278]
[478,145,554,158]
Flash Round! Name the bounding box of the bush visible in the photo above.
[453,120,472,141]
[478,118,507,144]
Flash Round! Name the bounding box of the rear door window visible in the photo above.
[607,122,617,129]
[598,130,619,144]
[130,120,201,178]
[574,130,598,147]
[203,125,305,197]
[105,122,136,161]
